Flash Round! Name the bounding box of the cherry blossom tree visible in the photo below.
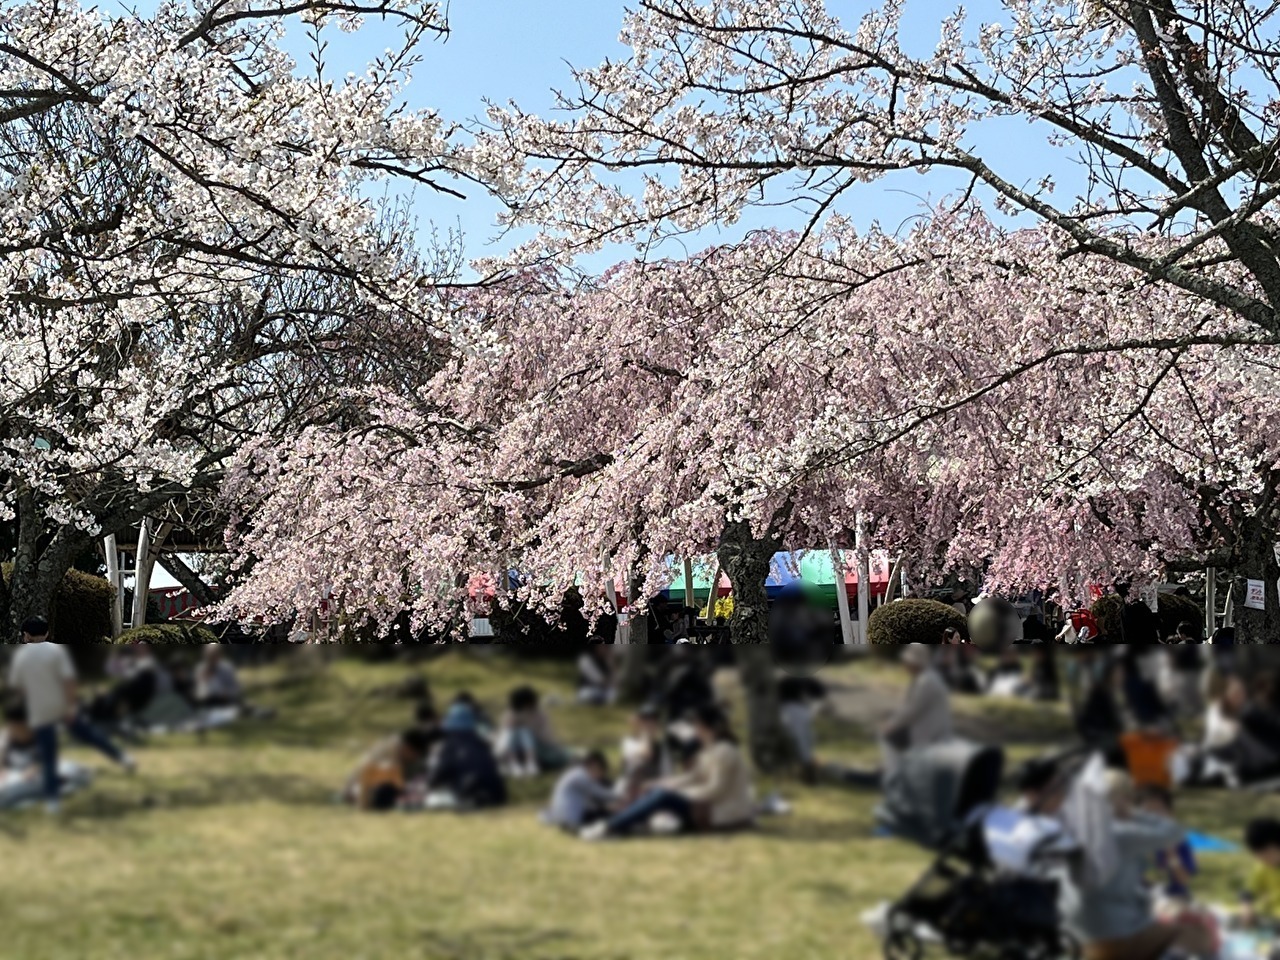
[225,208,1280,663]
[471,0,1280,338]
[0,0,479,634]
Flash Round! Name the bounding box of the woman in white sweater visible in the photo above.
[584,704,753,839]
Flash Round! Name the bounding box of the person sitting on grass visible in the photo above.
[576,645,615,706]
[346,728,433,812]
[619,704,667,802]
[0,702,38,775]
[1242,817,1280,930]
[544,750,616,832]
[777,673,826,785]
[448,691,492,735]
[427,703,507,810]
[495,686,568,777]
[1135,785,1197,906]
[581,705,753,841]
[1201,676,1280,788]
[194,645,242,709]
[1067,770,1215,960]
[878,644,953,779]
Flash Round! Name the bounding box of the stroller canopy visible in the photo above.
[877,739,1005,849]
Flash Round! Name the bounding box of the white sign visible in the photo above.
[1245,580,1266,611]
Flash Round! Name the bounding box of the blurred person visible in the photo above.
[576,645,615,706]
[1166,622,1205,719]
[878,644,953,778]
[8,618,134,812]
[937,630,983,694]
[583,704,753,840]
[1135,785,1197,905]
[1203,676,1280,787]
[1067,770,1215,960]
[543,750,616,831]
[0,702,37,774]
[428,702,507,809]
[346,728,432,812]
[1077,656,1126,757]
[1242,817,1280,929]
[495,686,569,777]
[194,645,242,708]
[656,646,716,723]
[619,704,667,801]
[777,673,826,784]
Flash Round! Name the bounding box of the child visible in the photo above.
[1243,817,1280,930]
[544,751,615,832]
[1137,785,1197,904]
[346,728,432,811]
[0,703,38,776]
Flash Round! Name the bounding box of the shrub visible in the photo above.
[1090,593,1125,641]
[1,563,115,644]
[867,599,966,646]
[1157,593,1204,640]
[113,622,219,645]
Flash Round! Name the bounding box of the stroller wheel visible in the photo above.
[883,932,923,960]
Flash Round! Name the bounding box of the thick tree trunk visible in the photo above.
[718,520,793,773]
[159,551,222,607]
[1233,516,1280,644]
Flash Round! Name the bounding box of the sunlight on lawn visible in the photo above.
[0,651,1275,960]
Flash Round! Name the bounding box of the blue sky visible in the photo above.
[345,0,1064,263]
[124,1,1083,266]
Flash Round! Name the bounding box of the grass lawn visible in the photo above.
[1,651,1276,960]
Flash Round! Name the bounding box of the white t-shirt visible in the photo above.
[8,642,76,727]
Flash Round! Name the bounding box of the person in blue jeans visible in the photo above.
[8,618,135,813]
[585,704,755,840]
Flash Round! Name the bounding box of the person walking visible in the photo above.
[8,617,135,813]
[8,618,79,814]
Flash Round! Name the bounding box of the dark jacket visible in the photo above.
[428,730,507,808]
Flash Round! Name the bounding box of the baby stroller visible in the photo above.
[876,740,1080,960]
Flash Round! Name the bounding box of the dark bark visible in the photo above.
[1232,516,1280,644]
[158,551,221,607]
[615,574,653,704]
[718,519,794,773]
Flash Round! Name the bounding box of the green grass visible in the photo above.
[1,651,1276,960]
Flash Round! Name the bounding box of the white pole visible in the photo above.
[701,558,721,619]
[1205,567,1217,639]
[103,534,123,638]
[682,557,695,612]
[830,544,855,646]
[855,514,871,645]
[130,520,174,629]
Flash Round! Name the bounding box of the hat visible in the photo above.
[442,703,477,733]
[900,644,933,669]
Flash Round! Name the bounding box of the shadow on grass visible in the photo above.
[421,925,619,960]
[65,770,334,823]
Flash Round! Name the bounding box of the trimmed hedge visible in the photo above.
[2,563,114,643]
[113,623,219,645]
[1158,593,1204,640]
[867,599,966,646]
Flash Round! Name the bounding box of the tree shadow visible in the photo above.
[64,770,333,823]
[420,926,619,960]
